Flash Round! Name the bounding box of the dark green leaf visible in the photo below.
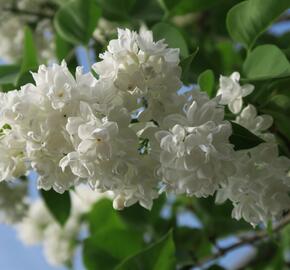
[55,33,73,61]
[40,189,71,226]
[193,197,251,237]
[159,0,222,16]
[119,194,165,228]
[0,65,20,85]
[83,228,143,270]
[180,48,198,85]
[206,266,226,270]
[152,22,188,58]
[198,69,215,97]
[54,0,101,45]
[96,0,136,20]
[174,227,211,267]
[264,94,290,114]
[226,0,290,49]
[115,230,176,270]
[230,122,265,150]
[243,45,290,79]
[263,110,290,140]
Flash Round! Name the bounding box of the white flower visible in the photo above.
[93,28,182,122]
[217,72,254,114]
[61,102,159,210]
[155,90,235,197]
[235,104,274,141]
[216,143,290,226]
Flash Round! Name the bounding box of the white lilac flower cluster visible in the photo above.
[0,28,290,226]
[16,185,109,266]
[217,74,290,225]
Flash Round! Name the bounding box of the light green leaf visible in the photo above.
[152,22,188,58]
[226,0,290,49]
[20,27,38,74]
[40,190,71,226]
[115,230,176,270]
[16,27,38,87]
[87,199,126,234]
[54,0,101,45]
[198,69,215,97]
[229,122,265,150]
[243,45,290,79]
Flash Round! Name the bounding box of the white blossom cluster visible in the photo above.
[16,185,109,266]
[1,28,290,226]
[217,73,290,225]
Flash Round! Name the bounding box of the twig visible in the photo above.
[196,214,290,267]
[3,6,53,19]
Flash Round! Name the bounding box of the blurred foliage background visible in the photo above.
[1,0,290,269]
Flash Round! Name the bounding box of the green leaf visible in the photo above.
[96,0,136,20]
[16,26,38,87]
[159,0,221,16]
[174,227,211,267]
[226,0,290,49]
[243,45,290,79]
[0,65,20,85]
[198,69,215,97]
[263,110,290,140]
[87,199,126,234]
[54,0,101,45]
[40,190,71,226]
[193,197,251,237]
[206,266,226,270]
[83,228,143,270]
[180,48,198,85]
[119,194,165,229]
[265,94,290,114]
[229,122,265,150]
[152,22,188,58]
[19,26,38,74]
[115,230,176,270]
[216,40,242,74]
[55,33,73,61]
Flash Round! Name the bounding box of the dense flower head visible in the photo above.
[155,90,235,197]
[93,27,182,122]
[0,27,290,227]
[216,143,290,226]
